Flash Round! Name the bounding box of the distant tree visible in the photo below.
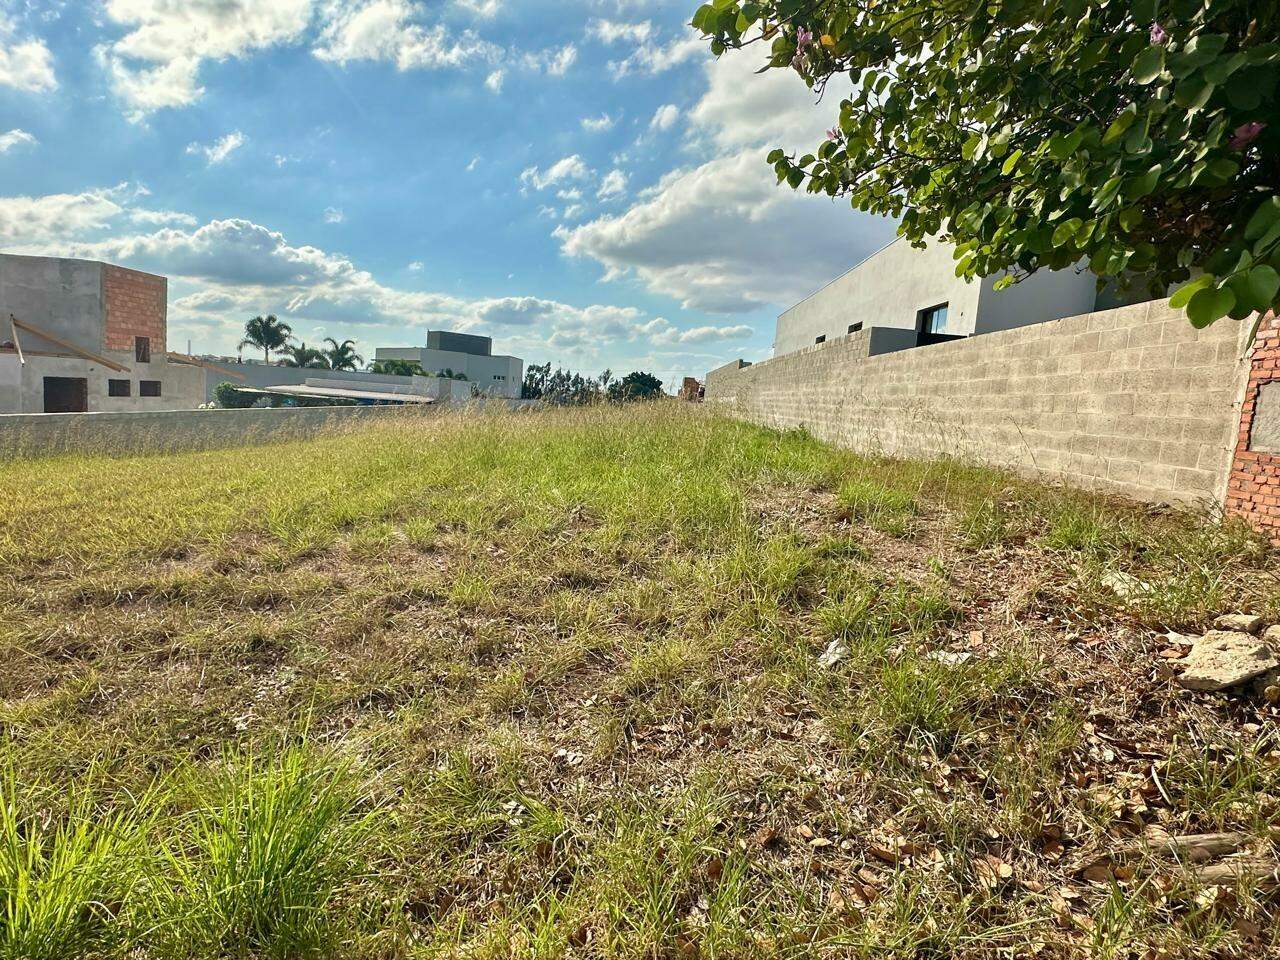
[608,371,664,402]
[213,381,258,408]
[369,358,426,377]
[522,362,552,400]
[238,315,293,364]
[322,338,364,371]
[598,368,614,393]
[280,341,328,368]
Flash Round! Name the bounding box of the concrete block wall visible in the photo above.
[0,404,433,459]
[706,299,1252,507]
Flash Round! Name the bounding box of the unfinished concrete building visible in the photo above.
[0,254,207,414]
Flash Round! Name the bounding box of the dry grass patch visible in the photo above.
[0,405,1277,958]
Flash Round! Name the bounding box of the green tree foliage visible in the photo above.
[608,371,665,402]
[280,342,329,368]
[212,381,258,409]
[238,315,293,364]
[693,0,1279,328]
[322,338,364,372]
[368,358,426,377]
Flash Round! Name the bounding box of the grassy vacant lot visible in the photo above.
[0,405,1277,959]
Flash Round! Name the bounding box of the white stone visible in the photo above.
[817,638,848,669]
[1178,631,1280,692]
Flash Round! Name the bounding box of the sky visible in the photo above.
[0,0,896,385]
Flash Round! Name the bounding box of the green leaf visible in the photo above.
[1173,77,1214,110]
[1124,165,1162,200]
[1102,106,1138,144]
[1132,46,1165,84]
[1246,265,1280,310]
[1052,218,1083,247]
[1245,197,1280,240]
[1186,285,1236,328]
[1169,275,1213,309]
[1001,149,1023,175]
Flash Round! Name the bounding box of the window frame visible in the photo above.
[139,379,162,397]
[135,336,151,363]
[108,379,131,397]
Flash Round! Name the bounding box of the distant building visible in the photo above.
[0,254,208,414]
[772,237,1154,358]
[678,377,703,402]
[375,331,523,399]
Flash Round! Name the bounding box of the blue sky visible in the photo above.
[0,0,894,384]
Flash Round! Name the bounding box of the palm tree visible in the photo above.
[280,341,328,368]
[369,358,425,377]
[238,315,293,364]
[322,337,363,372]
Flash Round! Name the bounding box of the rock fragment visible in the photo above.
[1177,631,1279,692]
[1213,613,1264,634]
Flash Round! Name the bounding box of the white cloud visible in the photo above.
[519,155,591,191]
[314,0,498,71]
[649,104,680,132]
[688,44,831,151]
[597,169,627,199]
[586,19,652,45]
[323,206,344,223]
[640,318,753,344]
[484,68,504,92]
[559,149,893,314]
[0,185,129,246]
[556,46,894,314]
[454,0,500,16]
[581,113,615,133]
[465,156,480,172]
[0,128,37,154]
[0,16,57,93]
[407,260,423,271]
[186,131,246,166]
[525,42,576,76]
[99,0,313,118]
[556,188,583,201]
[129,208,199,226]
[608,32,704,79]
[2,184,714,376]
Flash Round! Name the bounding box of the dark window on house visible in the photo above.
[916,303,961,347]
[43,377,88,413]
[919,303,949,335]
[815,335,826,344]
[108,379,131,397]
[140,380,161,397]
[135,336,151,363]
[848,322,863,334]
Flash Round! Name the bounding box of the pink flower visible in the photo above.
[1229,121,1267,149]
[1149,22,1168,44]
[827,127,840,141]
[796,27,814,47]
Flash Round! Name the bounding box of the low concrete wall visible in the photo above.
[706,299,1252,507]
[0,404,433,459]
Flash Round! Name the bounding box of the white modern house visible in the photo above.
[375,331,523,399]
[773,237,1151,358]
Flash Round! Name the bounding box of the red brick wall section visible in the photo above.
[1225,313,1280,541]
[103,265,167,353]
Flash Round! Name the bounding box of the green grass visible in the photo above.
[0,404,1276,958]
